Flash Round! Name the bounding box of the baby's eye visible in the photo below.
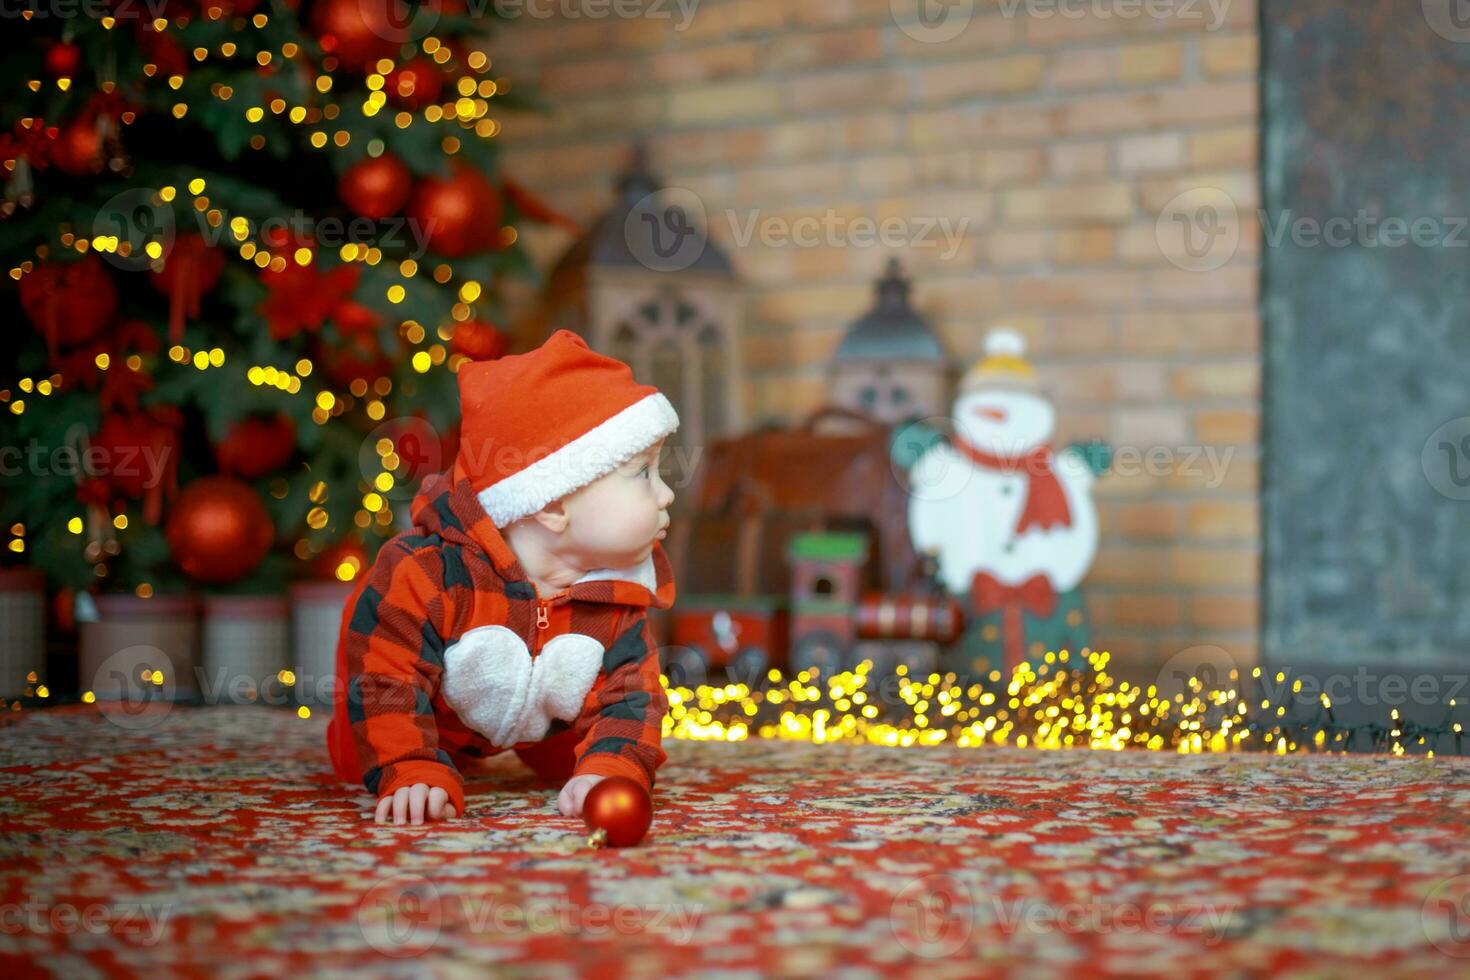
[639,464,651,478]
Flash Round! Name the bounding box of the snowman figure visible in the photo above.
[898,328,1107,676]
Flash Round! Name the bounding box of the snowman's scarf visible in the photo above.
[951,437,1073,536]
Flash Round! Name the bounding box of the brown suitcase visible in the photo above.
[668,406,917,599]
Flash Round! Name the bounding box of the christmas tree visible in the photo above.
[1,1,571,599]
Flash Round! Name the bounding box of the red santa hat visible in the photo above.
[455,329,679,527]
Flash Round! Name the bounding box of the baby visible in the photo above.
[326,329,678,825]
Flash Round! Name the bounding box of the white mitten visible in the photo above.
[441,625,532,748]
[505,633,606,746]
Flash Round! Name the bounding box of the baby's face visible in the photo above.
[561,439,674,569]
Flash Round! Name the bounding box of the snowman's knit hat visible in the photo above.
[961,327,1038,392]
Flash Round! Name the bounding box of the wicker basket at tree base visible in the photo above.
[202,594,290,706]
[0,568,47,700]
[79,593,200,700]
[290,579,355,712]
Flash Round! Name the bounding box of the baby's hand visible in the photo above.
[557,774,605,818]
[373,784,458,825]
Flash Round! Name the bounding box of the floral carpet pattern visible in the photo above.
[2,705,1469,978]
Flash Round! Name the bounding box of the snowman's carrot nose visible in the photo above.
[973,406,1008,422]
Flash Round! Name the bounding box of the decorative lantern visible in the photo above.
[829,258,952,426]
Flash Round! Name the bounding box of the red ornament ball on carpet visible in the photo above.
[165,476,274,585]
[582,776,652,849]
[409,164,503,258]
[339,154,412,220]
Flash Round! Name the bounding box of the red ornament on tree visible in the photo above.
[20,256,117,360]
[409,164,503,258]
[165,476,274,585]
[136,26,189,78]
[149,233,226,344]
[384,57,444,109]
[92,408,181,525]
[318,301,393,385]
[312,535,369,581]
[51,114,103,176]
[44,41,82,78]
[450,318,507,361]
[339,153,412,219]
[309,0,402,72]
[216,413,296,479]
[582,776,653,849]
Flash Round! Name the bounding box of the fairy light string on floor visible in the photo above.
[12,650,1461,757]
[661,650,1467,757]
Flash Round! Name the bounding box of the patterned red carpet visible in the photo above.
[1,705,1468,978]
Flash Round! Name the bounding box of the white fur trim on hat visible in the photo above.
[476,392,679,527]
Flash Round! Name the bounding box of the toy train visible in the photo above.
[662,530,964,683]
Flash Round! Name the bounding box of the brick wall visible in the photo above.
[488,0,1262,675]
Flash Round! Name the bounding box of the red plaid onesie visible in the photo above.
[326,462,675,816]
